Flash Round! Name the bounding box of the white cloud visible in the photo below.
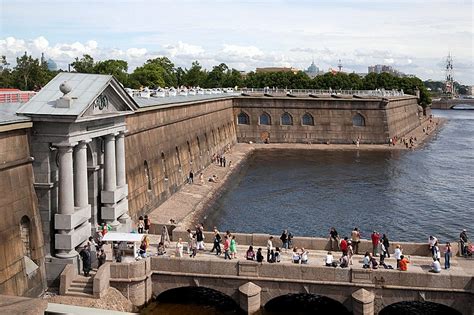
[384,58,395,64]
[221,44,264,59]
[163,41,205,58]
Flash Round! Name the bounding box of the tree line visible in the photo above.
[0,53,432,106]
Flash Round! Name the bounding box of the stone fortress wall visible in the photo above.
[0,127,46,297]
[125,98,237,219]
[233,96,421,144]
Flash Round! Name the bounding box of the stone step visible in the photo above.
[72,277,94,284]
[67,287,93,295]
[70,282,93,289]
[65,291,94,298]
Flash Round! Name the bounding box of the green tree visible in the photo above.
[205,63,229,87]
[13,52,53,90]
[182,61,207,87]
[71,54,95,73]
[130,57,177,88]
[0,55,13,88]
[94,59,129,85]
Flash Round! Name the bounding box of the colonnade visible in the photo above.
[54,131,129,258]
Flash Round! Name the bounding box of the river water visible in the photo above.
[203,109,473,243]
[146,109,473,314]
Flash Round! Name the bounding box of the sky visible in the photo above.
[1,0,473,84]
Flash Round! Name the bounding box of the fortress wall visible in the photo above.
[0,128,46,297]
[233,96,420,144]
[384,97,422,139]
[125,99,236,219]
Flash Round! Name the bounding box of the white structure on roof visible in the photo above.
[17,72,137,281]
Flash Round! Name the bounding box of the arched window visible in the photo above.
[144,161,152,190]
[352,113,366,127]
[237,112,250,125]
[281,112,293,125]
[161,152,168,179]
[20,216,32,258]
[197,136,202,156]
[175,146,182,171]
[187,141,193,164]
[259,112,271,125]
[302,113,314,126]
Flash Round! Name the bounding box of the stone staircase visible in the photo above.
[66,271,95,298]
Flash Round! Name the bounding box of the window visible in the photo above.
[20,216,32,258]
[281,112,293,125]
[259,112,271,125]
[161,152,168,179]
[302,113,314,126]
[144,161,152,190]
[187,141,193,164]
[175,147,182,171]
[237,112,250,125]
[352,113,366,127]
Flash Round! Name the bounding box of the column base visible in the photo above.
[55,249,79,259]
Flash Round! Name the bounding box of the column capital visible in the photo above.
[117,130,128,137]
[54,142,78,150]
[104,133,118,140]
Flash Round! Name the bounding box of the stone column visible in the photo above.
[115,131,126,188]
[352,288,375,315]
[56,143,76,258]
[104,134,117,192]
[238,282,261,315]
[74,140,89,208]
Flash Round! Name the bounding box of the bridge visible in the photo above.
[431,98,474,109]
[59,231,473,314]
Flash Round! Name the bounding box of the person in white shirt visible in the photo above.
[325,251,336,267]
[428,235,438,256]
[292,247,301,264]
[394,245,402,269]
[430,258,441,273]
[300,248,309,264]
[267,236,274,262]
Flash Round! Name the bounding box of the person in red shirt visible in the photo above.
[340,237,348,255]
[399,255,409,271]
[223,235,231,260]
[371,231,380,256]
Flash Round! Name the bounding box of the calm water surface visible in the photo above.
[203,110,474,242]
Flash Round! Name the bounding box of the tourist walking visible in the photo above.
[138,216,145,234]
[80,245,91,276]
[175,238,184,258]
[394,245,402,269]
[267,236,274,262]
[196,225,205,250]
[230,235,237,259]
[288,231,294,249]
[144,215,151,234]
[189,170,194,184]
[199,173,204,185]
[444,242,452,269]
[428,235,438,256]
[211,228,222,255]
[460,229,469,257]
[187,229,194,254]
[371,231,380,256]
[347,241,354,265]
[433,242,441,262]
[189,236,197,258]
[340,237,348,255]
[329,227,339,251]
[223,156,226,167]
[382,234,390,258]
[351,227,361,254]
[223,235,231,260]
[280,230,289,250]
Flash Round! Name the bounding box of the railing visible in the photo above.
[0,91,37,103]
[238,88,405,97]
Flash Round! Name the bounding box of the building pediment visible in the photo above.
[17,73,136,122]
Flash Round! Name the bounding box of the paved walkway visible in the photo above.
[142,234,473,277]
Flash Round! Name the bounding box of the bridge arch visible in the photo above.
[265,293,350,315]
[379,300,462,315]
[154,286,241,313]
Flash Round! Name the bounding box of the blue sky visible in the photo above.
[1,0,473,84]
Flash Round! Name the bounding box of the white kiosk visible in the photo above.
[102,232,143,260]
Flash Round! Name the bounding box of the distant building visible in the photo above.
[368,64,405,77]
[468,86,474,96]
[40,52,58,71]
[256,67,299,74]
[304,61,320,78]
